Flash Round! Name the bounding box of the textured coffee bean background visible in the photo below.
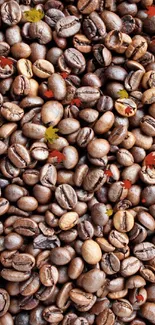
[0,0,155,324]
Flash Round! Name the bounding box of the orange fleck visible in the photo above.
[144,153,155,169]
[60,72,69,79]
[136,295,144,302]
[121,179,132,189]
[104,169,113,177]
[49,150,65,163]
[44,90,54,98]
[0,56,13,68]
[141,198,146,203]
[71,98,82,107]
[125,106,133,115]
[145,5,155,17]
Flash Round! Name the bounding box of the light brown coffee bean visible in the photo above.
[81,239,102,264]
[113,210,134,232]
[59,212,79,230]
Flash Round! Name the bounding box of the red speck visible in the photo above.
[49,150,65,163]
[104,169,113,177]
[145,5,155,17]
[121,179,132,189]
[125,106,133,115]
[60,72,69,79]
[0,56,13,68]
[44,90,54,98]
[71,98,82,108]
[144,152,155,169]
[136,295,144,302]
[141,198,146,203]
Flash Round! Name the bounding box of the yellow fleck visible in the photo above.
[45,127,59,144]
[24,9,44,23]
[117,89,129,99]
[106,209,113,217]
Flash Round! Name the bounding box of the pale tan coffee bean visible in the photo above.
[59,212,79,230]
[81,239,102,264]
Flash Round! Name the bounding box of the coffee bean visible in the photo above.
[112,299,133,317]
[56,16,81,38]
[50,247,73,265]
[12,253,35,272]
[43,305,63,323]
[55,184,77,210]
[77,0,99,14]
[0,0,155,323]
[1,269,31,282]
[133,242,155,261]
[39,264,58,287]
[81,239,102,264]
[8,144,31,169]
[73,34,92,53]
[13,218,38,236]
[141,302,155,324]
[33,59,54,79]
[83,168,106,192]
[59,212,79,230]
[1,1,22,26]
[48,73,67,100]
[113,210,134,232]
[96,308,115,325]
[33,234,60,249]
[121,257,141,277]
[0,289,10,317]
[68,257,84,280]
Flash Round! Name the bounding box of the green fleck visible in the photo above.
[106,209,113,217]
[117,89,129,99]
[24,8,44,23]
[45,126,59,144]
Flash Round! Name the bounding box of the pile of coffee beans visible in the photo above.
[0,0,155,324]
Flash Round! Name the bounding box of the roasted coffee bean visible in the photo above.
[12,253,35,272]
[112,299,133,317]
[56,16,81,38]
[0,289,10,317]
[39,264,58,287]
[1,1,22,26]
[101,252,120,275]
[133,242,155,261]
[33,234,60,249]
[81,239,102,264]
[8,144,31,169]
[13,218,38,236]
[55,184,77,210]
[1,269,31,282]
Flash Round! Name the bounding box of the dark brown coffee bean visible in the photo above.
[13,218,38,236]
[19,272,40,296]
[12,253,35,272]
[1,269,31,282]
